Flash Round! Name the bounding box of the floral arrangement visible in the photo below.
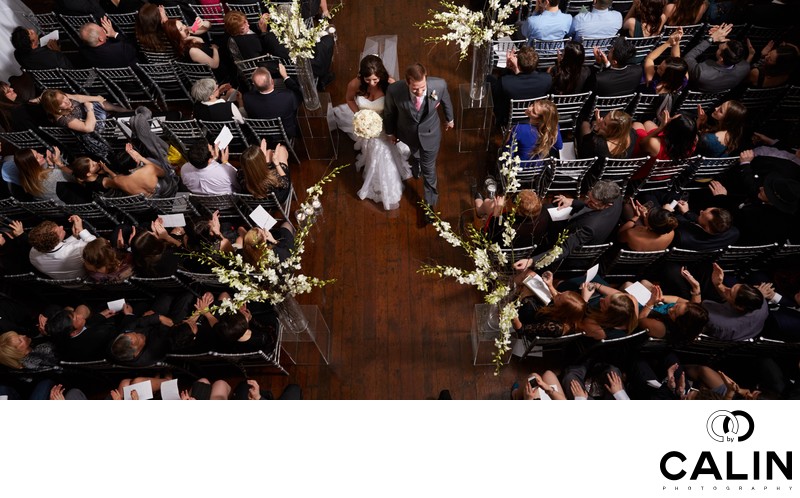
[353,109,383,139]
[189,164,349,314]
[534,229,569,270]
[418,0,525,60]
[419,148,524,374]
[262,0,338,62]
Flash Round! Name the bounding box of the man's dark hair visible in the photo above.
[45,310,75,341]
[734,284,765,314]
[595,0,612,8]
[187,141,212,169]
[110,333,139,361]
[610,38,636,66]
[214,311,249,342]
[720,40,746,66]
[707,208,732,234]
[11,27,32,53]
[516,46,538,73]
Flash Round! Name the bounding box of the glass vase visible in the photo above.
[469,42,491,101]
[296,57,321,111]
[275,295,309,333]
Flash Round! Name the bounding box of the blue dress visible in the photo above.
[696,132,729,157]
[507,123,563,159]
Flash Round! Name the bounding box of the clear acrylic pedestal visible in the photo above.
[299,92,338,161]
[457,83,494,153]
[280,305,331,365]
[470,303,511,366]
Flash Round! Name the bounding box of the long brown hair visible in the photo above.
[136,3,169,51]
[712,100,747,154]
[528,99,560,159]
[537,291,587,333]
[599,110,633,158]
[239,145,282,198]
[83,238,123,274]
[13,149,47,197]
[163,19,203,58]
[665,0,705,25]
[588,294,638,335]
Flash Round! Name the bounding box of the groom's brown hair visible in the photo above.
[405,63,427,83]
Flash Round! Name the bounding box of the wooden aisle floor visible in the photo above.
[258,0,535,399]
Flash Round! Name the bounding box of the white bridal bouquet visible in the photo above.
[353,109,383,139]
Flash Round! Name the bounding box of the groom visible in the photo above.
[384,63,454,211]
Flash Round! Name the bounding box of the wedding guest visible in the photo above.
[663,0,709,25]
[548,41,590,95]
[13,147,73,202]
[622,0,666,38]
[82,237,134,283]
[617,201,677,251]
[507,99,562,160]
[0,331,59,372]
[0,81,49,132]
[568,0,623,43]
[243,65,301,141]
[181,140,240,195]
[748,41,798,89]
[241,225,295,264]
[130,218,184,277]
[238,140,292,205]
[702,263,768,341]
[473,189,544,247]
[521,0,572,42]
[641,28,686,97]
[11,26,74,70]
[28,216,96,279]
[577,109,637,160]
[636,272,710,344]
[78,16,138,68]
[492,46,552,126]
[71,145,168,197]
[695,100,747,158]
[163,18,221,75]
[512,270,587,338]
[191,79,244,123]
[587,38,642,97]
[685,23,751,93]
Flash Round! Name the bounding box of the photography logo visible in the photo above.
[706,410,755,443]
[660,410,792,489]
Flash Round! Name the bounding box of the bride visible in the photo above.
[332,55,411,210]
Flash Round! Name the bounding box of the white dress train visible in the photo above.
[336,95,411,210]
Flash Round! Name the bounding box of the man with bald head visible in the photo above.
[78,16,137,68]
[243,63,302,140]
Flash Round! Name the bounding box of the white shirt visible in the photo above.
[181,160,241,195]
[29,229,96,280]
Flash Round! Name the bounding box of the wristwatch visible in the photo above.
[707,36,715,44]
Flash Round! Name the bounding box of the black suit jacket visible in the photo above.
[589,64,642,97]
[55,314,118,361]
[494,71,552,124]
[79,34,138,68]
[673,212,740,251]
[540,197,623,266]
[242,79,301,139]
[15,47,74,70]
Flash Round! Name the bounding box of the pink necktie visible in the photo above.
[415,95,423,111]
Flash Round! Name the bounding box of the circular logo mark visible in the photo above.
[707,410,754,443]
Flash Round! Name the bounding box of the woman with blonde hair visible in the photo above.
[241,223,295,265]
[577,109,637,159]
[507,99,562,159]
[0,331,58,371]
[238,140,292,204]
[474,189,546,247]
[13,147,72,201]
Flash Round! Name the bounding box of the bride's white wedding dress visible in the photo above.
[333,95,411,210]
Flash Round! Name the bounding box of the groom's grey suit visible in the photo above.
[384,76,453,207]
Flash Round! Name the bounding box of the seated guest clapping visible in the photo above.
[28,216,96,279]
[131,218,184,277]
[72,144,169,197]
[13,147,73,201]
[78,16,138,68]
[180,140,241,195]
[82,237,134,283]
[238,140,292,205]
[191,78,244,124]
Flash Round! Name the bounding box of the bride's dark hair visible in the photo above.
[358,55,390,96]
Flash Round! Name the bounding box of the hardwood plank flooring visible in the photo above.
[253,0,534,399]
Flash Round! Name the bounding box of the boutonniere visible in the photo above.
[429,90,438,101]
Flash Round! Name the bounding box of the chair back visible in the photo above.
[187,3,227,36]
[106,12,138,36]
[551,91,592,132]
[531,38,569,68]
[557,243,613,275]
[661,24,705,52]
[0,130,51,151]
[234,191,294,230]
[243,117,302,163]
[175,61,218,86]
[490,38,527,69]
[715,243,778,275]
[680,156,738,191]
[676,90,731,115]
[592,93,636,116]
[630,92,666,122]
[141,50,177,64]
[634,156,698,195]
[137,63,192,105]
[96,67,164,111]
[739,86,788,126]
[26,68,75,93]
[511,158,552,197]
[162,119,207,156]
[227,2,264,23]
[603,248,667,279]
[624,35,660,62]
[565,0,594,15]
[548,157,597,197]
[57,13,96,46]
[581,37,618,64]
[62,68,120,105]
[592,156,650,194]
[663,247,721,265]
[197,119,250,156]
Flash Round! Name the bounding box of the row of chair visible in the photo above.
[547,241,800,280]
[505,85,799,132]
[0,186,294,236]
[500,154,739,200]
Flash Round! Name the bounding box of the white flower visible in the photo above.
[353,109,383,139]
[429,90,438,101]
